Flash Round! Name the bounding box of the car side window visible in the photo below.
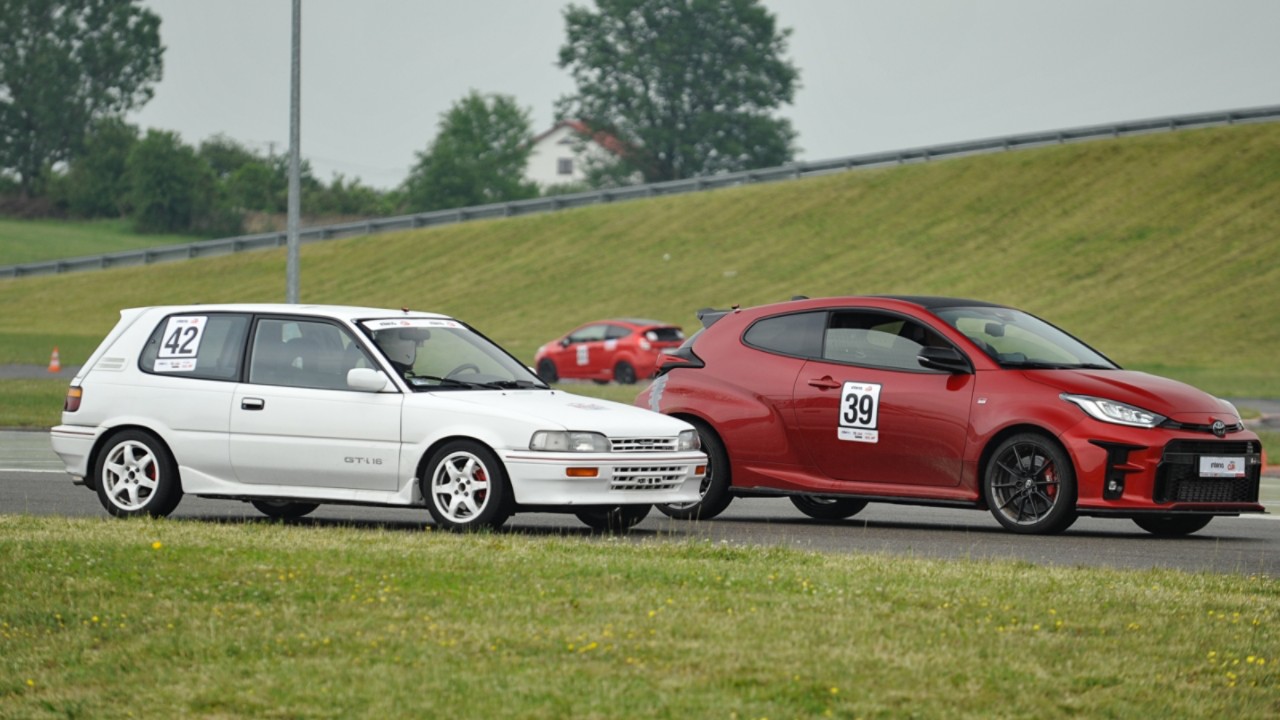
[249,318,373,390]
[742,311,825,358]
[823,311,949,371]
[139,313,249,381]
[568,324,608,343]
[604,325,631,340]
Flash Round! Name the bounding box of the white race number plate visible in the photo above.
[838,381,881,443]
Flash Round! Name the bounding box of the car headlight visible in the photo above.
[677,429,700,451]
[529,431,610,452]
[1061,394,1166,428]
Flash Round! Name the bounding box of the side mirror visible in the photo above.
[560,337,572,348]
[917,346,972,374]
[347,367,393,392]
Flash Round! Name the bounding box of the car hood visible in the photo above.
[1021,369,1239,420]
[410,389,691,435]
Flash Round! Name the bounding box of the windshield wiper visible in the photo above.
[406,374,489,389]
[408,375,549,390]
[485,379,550,390]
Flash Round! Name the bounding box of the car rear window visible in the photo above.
[742,312,825,358]
[139,313,250,381]
[647,327,684,342]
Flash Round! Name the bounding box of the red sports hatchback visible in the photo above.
[535,319,684,385]
[636,296,1266,535]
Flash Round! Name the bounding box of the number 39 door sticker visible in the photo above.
[154,316,207,372]
[839,381,881,443]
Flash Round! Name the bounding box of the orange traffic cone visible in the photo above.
[48,347,61,373]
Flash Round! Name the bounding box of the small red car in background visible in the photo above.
[637,295,1266,536]
[535,319,685,385]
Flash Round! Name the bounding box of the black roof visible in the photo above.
[877,295,1009,310]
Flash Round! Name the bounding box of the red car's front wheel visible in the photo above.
[983,433,1078,534]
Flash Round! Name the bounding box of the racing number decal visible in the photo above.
[839,381,881,443]
[576,344,589,366]
[154,316,207,372]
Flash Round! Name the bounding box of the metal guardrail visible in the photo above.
[4,104,1279,280]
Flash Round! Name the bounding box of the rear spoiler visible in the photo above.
[695,307,729,329]
[696,296,807,329]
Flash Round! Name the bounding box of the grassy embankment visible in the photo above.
[1,121,1278,428]
[0,217,193,266]
[1,515,1276,718]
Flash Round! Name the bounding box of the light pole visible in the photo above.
[286,0,301,303]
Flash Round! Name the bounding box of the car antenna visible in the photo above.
[791,295,809,301]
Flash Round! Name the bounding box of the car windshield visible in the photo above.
[932,306,1118,370]
[361,318,548,391]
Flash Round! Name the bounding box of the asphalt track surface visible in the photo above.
[3,430,1277,576]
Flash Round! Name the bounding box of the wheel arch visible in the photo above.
[86,424,181,493]
[975,423,1072,509]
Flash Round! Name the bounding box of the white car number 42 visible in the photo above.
[154,315,207,373]
[839,381,881,443]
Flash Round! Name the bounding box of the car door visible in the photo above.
[792,309,974,488]
[562,323,610,380]
[229,316,403,491]
[135,311,251,482]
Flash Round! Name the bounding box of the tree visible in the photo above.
[124,130,220,234]
[402,91,538,212]
[0,0,163,196]
[54,117,138,217]
[557,0,799,183]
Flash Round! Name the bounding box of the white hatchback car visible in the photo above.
[50,304,706,531]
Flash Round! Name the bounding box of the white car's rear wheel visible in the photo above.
[95,430,182,518]
[251,500,320,520]
[575,505,651,532]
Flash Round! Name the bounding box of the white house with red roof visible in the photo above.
[525,120,631,189]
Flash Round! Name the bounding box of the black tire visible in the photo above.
[536,359,559,384]
[1132,514,1213,537]
[983,433,1077,534]
[251,500,320,520]
[423,440,512,531]
[656,421,733,520]
[613,361,637,385]
[574,505,651,532]
[790,495,868,520]
[94,429,182,518]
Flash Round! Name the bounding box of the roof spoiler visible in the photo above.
[695,307,730,328]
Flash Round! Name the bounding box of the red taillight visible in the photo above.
[64,386,82,412]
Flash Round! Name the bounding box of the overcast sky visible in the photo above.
[129,0,1280,190]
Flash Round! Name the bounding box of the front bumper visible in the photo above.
[501,450,706,506]
[1062,423,1265,515]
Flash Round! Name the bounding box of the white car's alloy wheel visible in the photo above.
[94,430,182,517]
[432,451,493,522]
[102,439,160,511]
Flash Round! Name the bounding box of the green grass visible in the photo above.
[1,515,1276,718]
[0,379,67,429]
[0,218,194,266]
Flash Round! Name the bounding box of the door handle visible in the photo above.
[807,377,841,390]
[241,397,265,411]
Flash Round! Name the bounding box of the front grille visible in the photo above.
[1160,420,1245,434]
[610,466,686,491]
[1154,439,1261,504]
[610,437,677,453]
